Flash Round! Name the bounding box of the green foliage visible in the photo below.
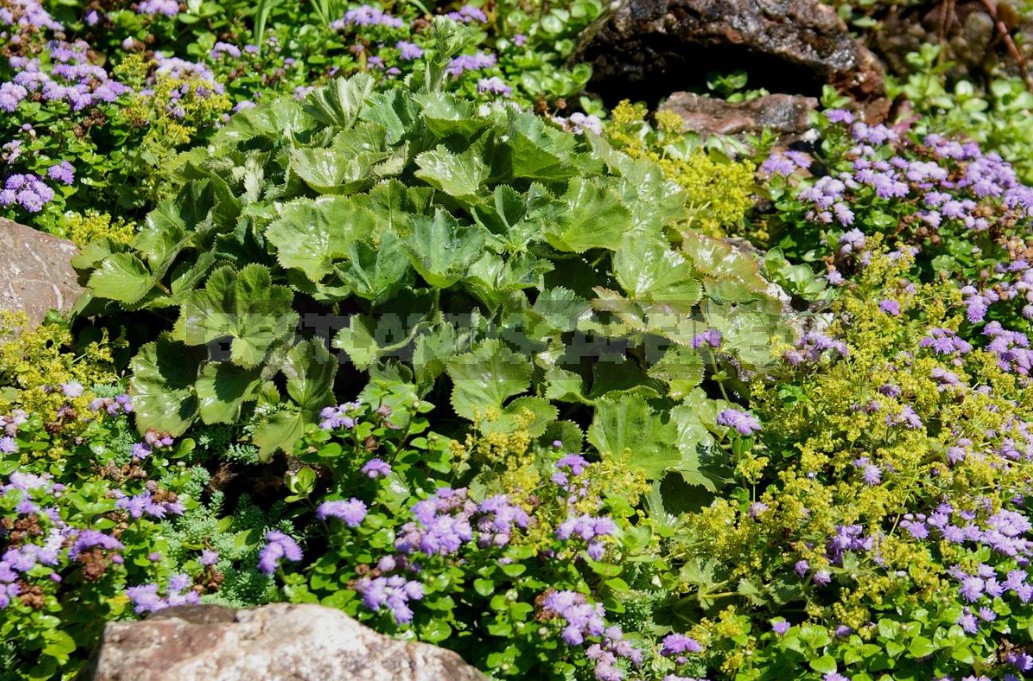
[75,68,790,493]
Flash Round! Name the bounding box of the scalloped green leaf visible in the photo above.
[86,253,155,306]
[129,334,203,436]
[266,197,376,282]
[283,339,337,414]
[173,264,298,369]
[337,229,411,303]
[446,339,532,421]
[404,209,486,289]
[614,237,703,311]
[303,73,374,128]
[196,362,262,424]
[414,139,490,201]
[543,177,631,253]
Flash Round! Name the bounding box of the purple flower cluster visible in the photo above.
[716,408,761,436]
[354,573,424,623]
[360,458,391,478]
[554,112,603,136]
[556,514,616,559]
[984,321,1033,378]
[476,77,512,97]
[331,5,404,29]
[920,327,972,356]
[784,331,848,366]
[113,485,185,519]
[824,524,874,565]
[0,174,54,213]
[475,495,530,548]
[0,0,62,32]
[258,530,303,575]
[5,40,129,112]
[759,150,812,177]
[659,632,703,664]
[89,394,133,415]
[316,498,367,527]
[395,40,424,60]
[445,4,488,23]
[319,401,361,430]
[586,626,643,681]
[395,487,475,555]
[126,574,200,614]
[541,589,606,645]
[445,51,497,77]
[691,328,722,349]
[137,0,180,17]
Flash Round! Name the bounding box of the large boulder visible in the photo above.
[79,603,488,681]
[0,219,83,328]
[575,0,887,117]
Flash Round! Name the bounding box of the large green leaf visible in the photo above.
[266,197,376,282]
[196,362,262,424]
[283,339,337,414]
[479,396,558,437]
[291,147,374,195]
[404,210,486,289]
[129,335,203,435]
[254,409,307,462]
[86,254,155,306]
[173,264,298,369]
[412,91,488,139]
[303,73,374,128]
[543,177,631,253]
[414,139,490,201]
[337,230,411,303]
[446,339,532,421]
[681,232,771,302]
[613,237,703,312]
[505,111,583,182]
[587,393,680,480]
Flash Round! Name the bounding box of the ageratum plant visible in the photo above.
[74,30,792,506]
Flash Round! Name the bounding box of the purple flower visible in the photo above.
[716,409,761,436]
[541,590,606,646]
[878,299,900,316]
[319,402,361,430]
[445,4,488,23]
[691,329,722,349]
[210,42,241,59]
[317,498,368,527]
[395,40,424,60]
[0,436,17,454]
[354,574,424,623]
[258,530,302,575]
[137,0,180,17]
[445,51,496,77]
[361,458,391,478]
[476,77,512,97]
[199,549,219,566]
[660,633,703,661]
[0,83,28,113]
[772,620,790,635]
[332,5,403,29]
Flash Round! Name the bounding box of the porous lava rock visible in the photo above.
[79,603,487,681]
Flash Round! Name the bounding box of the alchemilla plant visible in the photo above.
[5,1,1033,681]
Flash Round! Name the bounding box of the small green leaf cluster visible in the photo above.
[74,71,791,499]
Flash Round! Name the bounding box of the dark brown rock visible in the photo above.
[659,91,818,137]
[575,0,886,112]
[80,603,487,681]
[0,219,83,328]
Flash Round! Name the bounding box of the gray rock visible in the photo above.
[575,0,886,114]
[80,603,487,681]
[0,219,83,329]
[659,92,818,137]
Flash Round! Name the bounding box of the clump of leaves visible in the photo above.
[75,28,792,507]
[606,100,757,237]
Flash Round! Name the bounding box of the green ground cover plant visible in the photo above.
[5,1,1033,681]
